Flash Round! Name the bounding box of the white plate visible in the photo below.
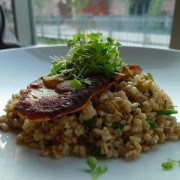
[0,46,180,180]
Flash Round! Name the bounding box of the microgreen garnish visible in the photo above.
[169,158,180,166]
[69,79,82,90]
[146,119,157,128]
[86,156,108,180]
[156,109,178,115]
[161,158,180,170]
[161,161,173,169]
[49,32,123,90]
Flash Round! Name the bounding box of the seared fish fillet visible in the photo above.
[14,64,142,121]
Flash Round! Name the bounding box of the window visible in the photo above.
[32,0,175,49]
[9,0,178,49]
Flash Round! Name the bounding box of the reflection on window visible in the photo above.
[33,0,175,48]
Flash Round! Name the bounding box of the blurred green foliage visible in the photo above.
[37,37,67,44]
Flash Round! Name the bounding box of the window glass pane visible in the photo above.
[0,0,16,36]
[33,0,175,48]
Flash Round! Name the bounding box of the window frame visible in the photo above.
[170,0,180,50]
[12,0,36,46]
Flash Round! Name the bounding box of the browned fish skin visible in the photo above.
[14,64,142,121]
[14,75,114,121]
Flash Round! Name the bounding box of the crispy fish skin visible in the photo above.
[14,64,142,121]
[14,75,115,121]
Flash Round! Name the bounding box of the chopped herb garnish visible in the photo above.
[131,107,137,113]
[156,109,178,115]
[113,122,124,130]
[146,119,157,128]
[146,72,154,82]
[84,119,96,131]
[91,146,101,157]
[49,32,124,90]
[86,156,108,180]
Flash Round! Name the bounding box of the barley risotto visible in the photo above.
[0,73,179,159]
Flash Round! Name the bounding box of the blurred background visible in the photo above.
[1,0,179,49]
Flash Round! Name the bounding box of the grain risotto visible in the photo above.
[0,73,179,160]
